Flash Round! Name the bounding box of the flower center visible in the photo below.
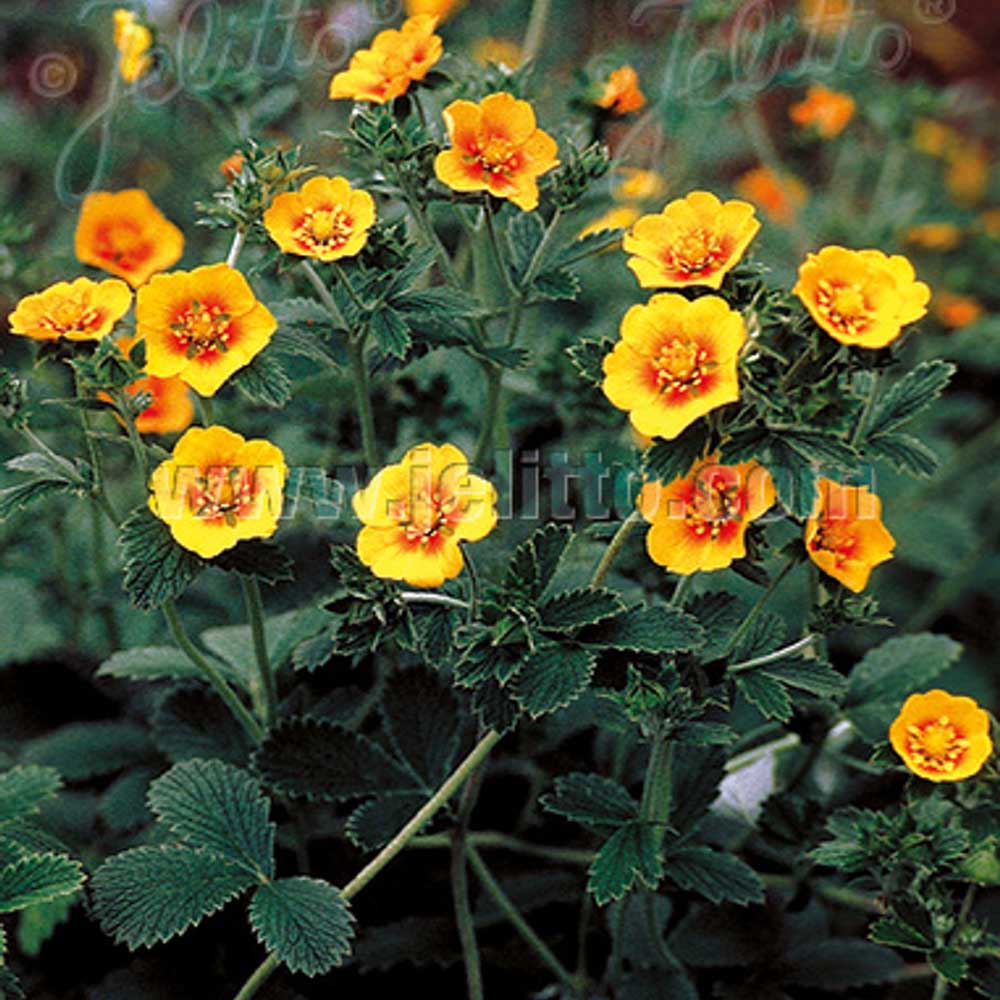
[187,466,259,525]
[810,517,857,567]
[41,294,99,335]
[295,207,353,252]
[686,470,743,540]
[170,301,233,359]
[665,227,724,276]
[99,222,148,268]
[905,716,969,774]
[652,338,713,394]
[468,135,522,180]
[395,485,458,546]
[815,279,874,337]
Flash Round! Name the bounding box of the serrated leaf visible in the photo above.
[91,845,253,949]
[249,878,354,976]
[758,658,846,699]
[507,212,545,278]
[98,768,155,834]
[664,846,764,905]
[511,644,596,718]
[472,679,520,735]
[846,633,962,707]
[868,915,933,951]
[270,296,335,330]
[785,940,904,990]
[567,337,615,387]
[0,478,79,521]
[533,266,580,301]
[643,424,710,485]
[692,592,745,661]
[0,766,62,826]
[782,429,858,470]
[868,360,955,437]
[669,745,726,834]
[369,307,413,360]
[253,719,411,802]
[152,685,253,767]
[21,722,153,781]
[232,352,292,408]
[118,506,204,610]
[345,792,427,851]
[147,760,274,877]
[732,611,786,660]
[541,773,637,828]
[97,645,241,686]
[271,327,340,368]
[736,671,792,721]
[410,604,457,669]
[211,539,295,584]
[0,966,25,1000]
[588,823,663,905]
[930,948,968,986]
[0,854,83,914]
[538,588,624,632]
[15,895,74,957]
[580,605,705,654]
[865,432,940,477]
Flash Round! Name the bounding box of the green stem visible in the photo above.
[483,199,515,295]
[729,634,817,674]
[400,591,470,609]
[226,228,246,269]
[521,0,552,65]
[669,574,692,607]
[110,388,149,483]
[162,599,264,743]
[410,832,596,867]
[331,261,367,314]
[451,769,486,1000]
[639,734,674,847]
[504,208,563,347]
[590,511,642,589]
[233,955,278,1000]
[347,335,380,470]
[462,544,481,622]
[466,843,581,996]
[472,362,503,472]
[397,173,461,288]
[241,575,277,730]
[300,259,350,329]
[850,370,880,448]
[198,395,215,427]
[719,555,798,660]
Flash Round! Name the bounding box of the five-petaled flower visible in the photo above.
[263,176,376,262]
[889,690,993,782]
[113,8,153,84]
[328,15,442,104]
[149,426,286,558]
[353,443,498,588]
[434,92,559,212]
[804,478,895,592]
[601,293,746,440]
[595,66,645,116]
[75,189,184,288]
[107,336,194,435]
[639,456,775,575]
[136,263,277,397]
[8,277,132,342]
[789,84,855,138]
[794,246,930,349]
[623,190,760,290]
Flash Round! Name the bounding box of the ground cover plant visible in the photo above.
[0,1,999,997]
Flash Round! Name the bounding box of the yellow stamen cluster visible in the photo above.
[42,296,100,336]
[190,467,256,524]
[171,303,232,357]
[665,228,724,276]
[295,207,353,253]
[653,340,711,394]
[813,279,874,339]
[904,716,970,776]
[404,488,458,545]
[810,518,856,568]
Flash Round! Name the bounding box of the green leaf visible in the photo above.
[868,915,933,951]
[232,352,292,408]
[381,669,461,788]
[782,429,858,470]
[345,792,427,850]
[0,577,60,665]
[98,768,155,834]
[511,644,596,718]
[0,967,25,1000]
[118,506,204,610]
[15,895,75,957]
[249,878,355,976]
[0,766,62,826]
[369,306,412,360]
[538,588,625,632]
[97,645,240,686]
[735,671,792,721]
[21,722,153,781]
[669,746,726,834]
[588,823,663,905]
[692,592,744,661]
[533,266,580,301]
[147,760,275,878]
[410,605,457,669]
[507,212,545,279]
[930,949,968,986]
[865,432,940,477]
[472,679,520,735]
[0,478,79,521]
[664,846,764,905]
[643,424,710,485]
[253,719,411,802]
[503,523,573,602]
[868,360,955,436]
[91,844,254,949]
[271,327,340,368]
[0,854,83,914]
[152,686,252,765]
[758,658,847,699]
[567,337,615,387]
[270,296,335,330]
[785,940,904,990]
[541,773,637,828]
[212,539,295,585]
[580,605,705,655]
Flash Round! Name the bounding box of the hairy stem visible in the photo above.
[719,555,798,660]
[347,335,380,470]
[591,511,642,589]
[728,634,817,674]
[451,770,486,1000]
[521,0,552,65]
[226,228,246,269]
[240,575,277,729]
[639,734,674,846]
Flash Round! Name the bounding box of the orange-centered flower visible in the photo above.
[889,690,993,783]
[106,336,194,435]
[735,167,807,226]
[353,443,498,589]
[263,176,375,262]
[602,293,746,440]
[328,15,442,104]
[113,8,153,84]
[149,425,286,559]
[595,66,646,116]
[136,263,277,397]
[789,84,855,138]
[804,478,895,592]
[434,92,559,212]
[623,190,760,290]
[794,246,930,349]
[7,277,132,342]
[75,189,184,288]
[639,456,776,575]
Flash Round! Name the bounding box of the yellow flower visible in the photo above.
[804,478,895,592]
[904,222,961,252]
[149,425,286,559]
[794,246,930,349]
[7,277,132,342]
[434,92,559,212]
[934,291,983,329]
[623,191,760,290]
[798,0,854,36]
[104,336,194,435]
[263,176,375,262]
[473,38,522,69]
[353,443,498,588]
[601,293,746,440]
[912,118,959,157]
[578,205,641,240]
[75,189,184,288]
[113,8,153,83]
[136,263,277,397]
[595,66,645,116]
[406,0,464,18]
[328,15,442,104]
[613,168,667,203]
[946,143,989,205]
[889,690,992,783]
[639,456,775,575]
[734,167,807,226]
[789,84,855,138]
